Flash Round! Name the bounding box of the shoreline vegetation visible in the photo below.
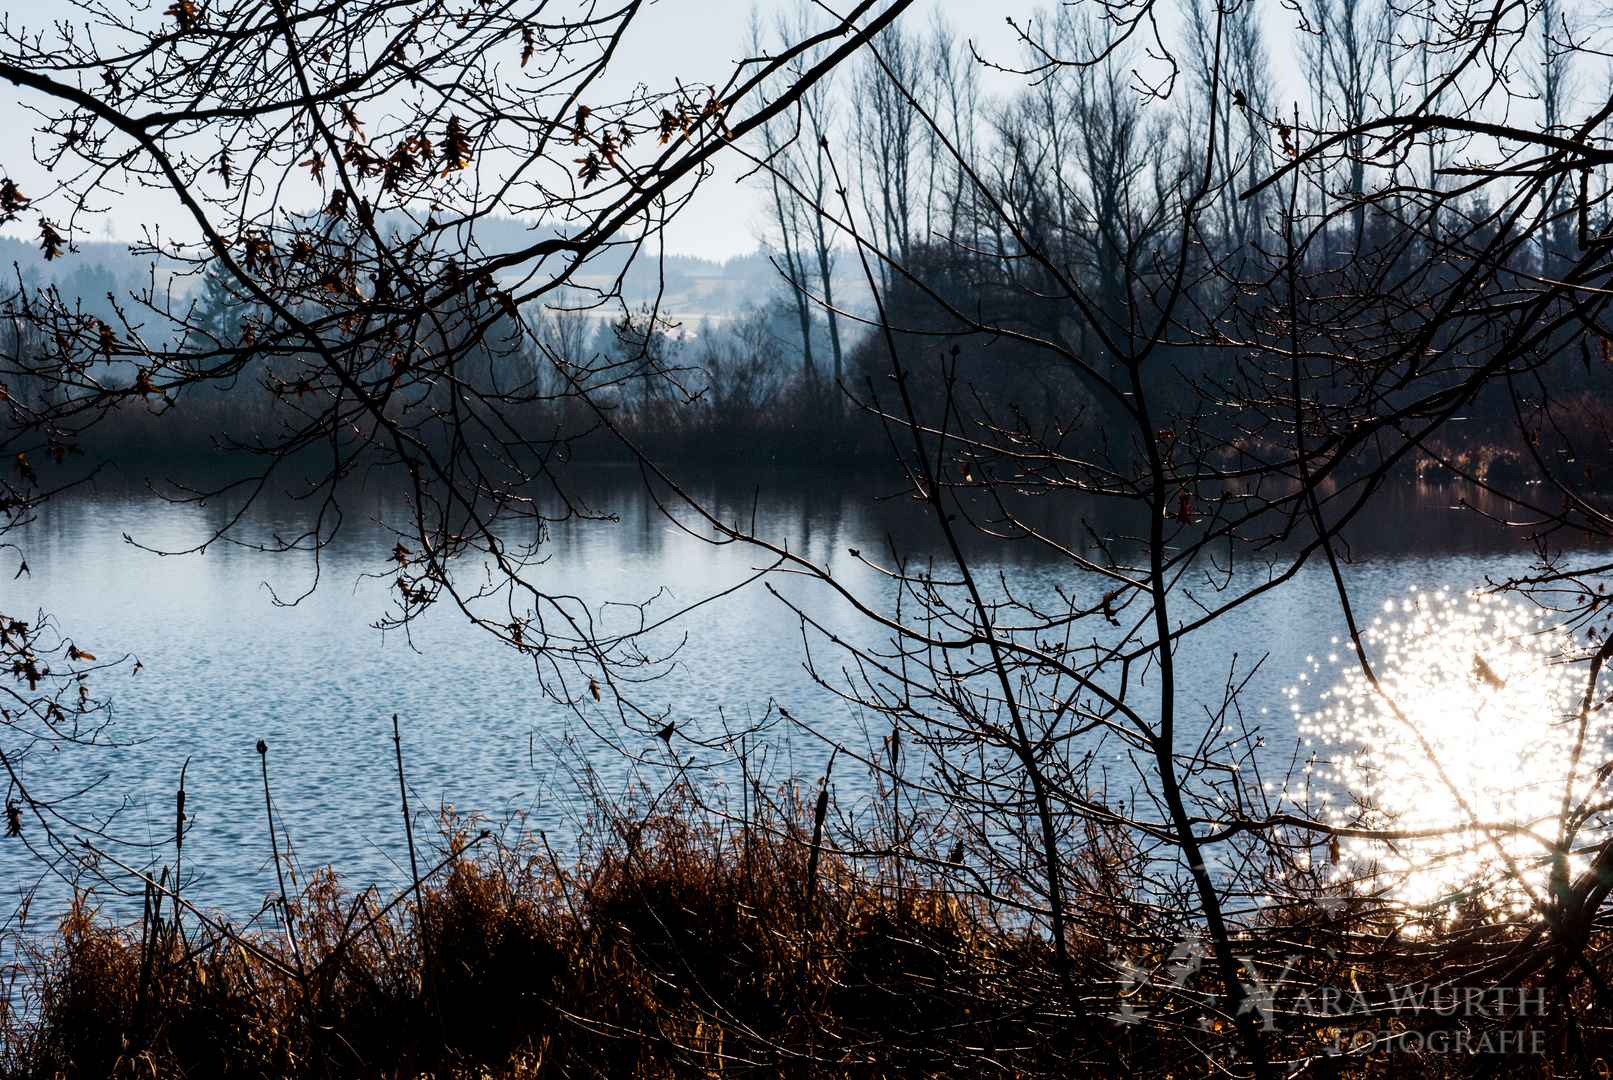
[0,784,1567,1080]
[52,397,1570,483]
[15,232,1605,483]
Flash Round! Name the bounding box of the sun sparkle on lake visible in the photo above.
[1294,588,1613,911]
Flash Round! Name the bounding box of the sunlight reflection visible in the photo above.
[1293,588,1612,910]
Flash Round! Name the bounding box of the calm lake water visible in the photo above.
[0,469,1582,924]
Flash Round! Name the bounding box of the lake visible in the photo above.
[0,468,1584,925]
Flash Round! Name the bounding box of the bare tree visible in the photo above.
[756,15,822,382]
[640,0,1613,1073]
[7,0,1613,1073]
[1183,0,1273,270]
[755,2,848,388]
[853,22,923,287]
[0,0,913,902]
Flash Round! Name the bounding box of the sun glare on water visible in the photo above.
[1293,588,1613,909]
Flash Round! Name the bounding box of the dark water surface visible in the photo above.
[0,470,1570,923]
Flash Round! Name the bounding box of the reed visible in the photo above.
[0,784,1572,1079]
[0,789,1085,1079]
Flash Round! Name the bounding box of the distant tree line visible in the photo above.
[740,0,1613,481]
[12,0,1599,476]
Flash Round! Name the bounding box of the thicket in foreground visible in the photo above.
[0,784,1590,1080]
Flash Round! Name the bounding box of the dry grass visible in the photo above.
[0,799,1110,1080]
[0,792,1576,1079]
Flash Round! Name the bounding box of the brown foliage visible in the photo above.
[0,804,1098,1080]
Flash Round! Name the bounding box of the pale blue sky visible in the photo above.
[621,0,1027,258]
[1,0,1483,261]
[0,0,1037,259]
